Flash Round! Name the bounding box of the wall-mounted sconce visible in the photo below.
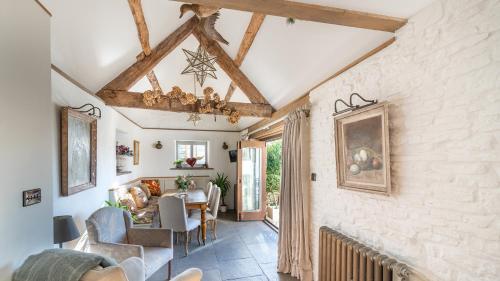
[155,141,163,149]
[222,142,229,150]
[70,103,102,119]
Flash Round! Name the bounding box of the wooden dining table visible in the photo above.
[162,189,209,245]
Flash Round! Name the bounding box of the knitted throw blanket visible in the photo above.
[12,249,117,281]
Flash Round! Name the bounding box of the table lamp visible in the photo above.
[53,215,80,248]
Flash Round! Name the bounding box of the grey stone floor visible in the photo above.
[148,212,298,281]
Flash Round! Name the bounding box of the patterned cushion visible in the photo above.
[140,183,152,199]
[142,180,161,196]
[119,194,137,212]
[133,200,159,225]
[130,187,148,209]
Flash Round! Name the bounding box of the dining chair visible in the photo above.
[159,196,201,256]
[191,186,220,239]
[205,182,213,206]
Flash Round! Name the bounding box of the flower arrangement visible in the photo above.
[175,175,193,192]
[116,145,134,156]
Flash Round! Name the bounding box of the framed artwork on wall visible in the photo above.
[133,140,140,165]
[61,107,97,196]
[334,102,391,195]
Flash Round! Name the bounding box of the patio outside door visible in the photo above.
[236,140,267,221]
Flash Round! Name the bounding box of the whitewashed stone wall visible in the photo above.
[309,1,500,280]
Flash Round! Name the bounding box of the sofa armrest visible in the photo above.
[80,266,129,281]
[127,228,173,248]
[172,268,203,281]
[88,242,144,263]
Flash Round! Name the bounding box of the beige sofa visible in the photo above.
[109,177,211,225]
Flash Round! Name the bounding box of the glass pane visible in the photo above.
[242,147,262,212]
[193,144,206,164]
[177,144,191,160]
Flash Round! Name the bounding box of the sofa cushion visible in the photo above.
[119,194,137,213]
[140,183,152,199]
[130,186,148,209]
[142,180,161,196]
[143,247,173,278]
[132,196,159,225]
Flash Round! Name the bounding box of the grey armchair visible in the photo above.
[86,207,173,280]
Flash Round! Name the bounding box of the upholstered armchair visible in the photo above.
[86,207,173,280]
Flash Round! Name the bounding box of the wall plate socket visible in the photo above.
[23,188,41,207]
[311,173,317,181]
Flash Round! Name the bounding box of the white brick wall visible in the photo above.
[309,0,500,280]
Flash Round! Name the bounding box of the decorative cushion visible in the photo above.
[142,180,161,196]
[130,187,149,209]
[140,183,152,199]
[119,194,137,212]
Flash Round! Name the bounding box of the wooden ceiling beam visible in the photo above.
[172,0,406,32]
[127,0,164,94]
[128,0,151,55]
[192,27,270,105]
[97,90,273,117]
[225,13,266,102]
[96,16,198,94]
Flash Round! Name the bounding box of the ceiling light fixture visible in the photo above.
[181,45,217,87]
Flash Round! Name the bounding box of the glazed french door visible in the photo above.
[236,140,267,221]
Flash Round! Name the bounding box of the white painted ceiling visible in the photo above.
[42,0,434,130]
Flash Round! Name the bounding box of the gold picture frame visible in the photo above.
[61,108,97,196]
[133,140,140,165]
[334,102,391,195]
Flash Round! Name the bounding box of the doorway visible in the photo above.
[265,139,282,228]
[236,140,267,221]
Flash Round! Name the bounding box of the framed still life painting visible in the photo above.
[334,102,391,195]
[61,108,97,196]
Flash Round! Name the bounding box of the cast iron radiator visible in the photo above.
[319,226,410,281]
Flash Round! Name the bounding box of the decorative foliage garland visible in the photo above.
[141,86,241,124]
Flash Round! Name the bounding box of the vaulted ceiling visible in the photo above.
[42,0,434,131]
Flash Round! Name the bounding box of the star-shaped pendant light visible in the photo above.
[181,45,217,87]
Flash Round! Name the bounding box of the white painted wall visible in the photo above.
[0,1,52,279]
[309,1,500,281]
[51,70,144,247]
[139,130,240,209]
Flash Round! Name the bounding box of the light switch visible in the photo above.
[23,188,41,207]
[311,173,317,181]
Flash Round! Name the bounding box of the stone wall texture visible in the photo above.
[309,0,500,280]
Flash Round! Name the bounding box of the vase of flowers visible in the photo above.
[116,144,134,172]
[176,175,192,194]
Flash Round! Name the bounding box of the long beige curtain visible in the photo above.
[278,109,312,281]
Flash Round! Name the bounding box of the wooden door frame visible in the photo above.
[236,140,267,221]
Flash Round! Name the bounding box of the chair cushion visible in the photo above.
[186,218,201,231]
[190,211,215,221]
[143,247,173,278]
[130,187,149,209]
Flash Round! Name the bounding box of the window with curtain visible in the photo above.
[175,140,208,166]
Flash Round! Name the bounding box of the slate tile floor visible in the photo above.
[148,212,298,281]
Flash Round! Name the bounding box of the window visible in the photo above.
[176,141,208,167]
